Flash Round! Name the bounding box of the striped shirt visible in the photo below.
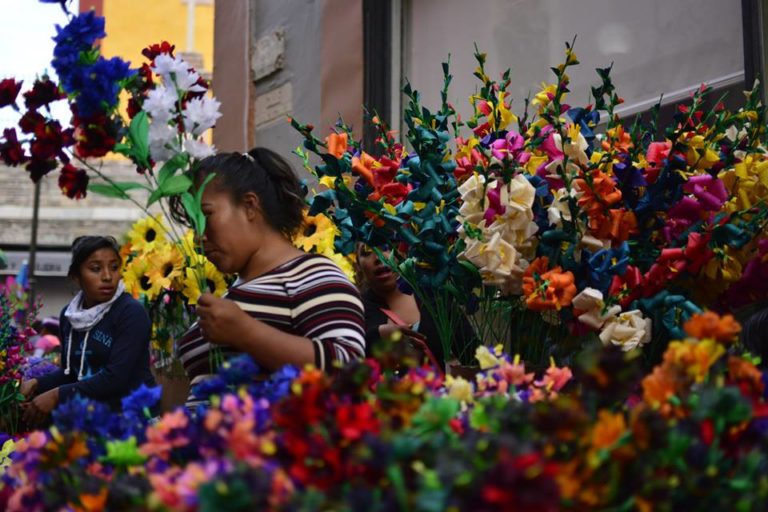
[177,254,366,389]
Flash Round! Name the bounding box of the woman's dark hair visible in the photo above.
[741,305,768,367]
[171,147,306,239]
[68,236,121,278]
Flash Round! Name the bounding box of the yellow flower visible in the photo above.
[181,257,228,305]
[123,257,160,300]
[0,438,14,469]
[446,375,474,403]
[475,345,501,370]
[294,211,337,253]
[147,243,185,290]
[126,215,167,252]
[532,83,558,112]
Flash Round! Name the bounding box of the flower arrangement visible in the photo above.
[3,311,768,510]
[292,43,768,368]
[0,293,34,436]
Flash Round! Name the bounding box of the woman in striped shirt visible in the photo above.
[174,148,365,405]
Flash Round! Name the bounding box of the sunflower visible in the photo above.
[178,229,203,261]
[295,211,337,253]
[126,215,167,252]
[122,257,161,301]
[146,243,185,291]
[181,257,228,305]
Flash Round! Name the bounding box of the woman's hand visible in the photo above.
[20,379,38,399]
[197,293,250,347]
[22,387,59,427]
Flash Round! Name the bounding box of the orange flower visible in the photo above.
[591,409,627,450]
[728,355,765,396]
[574,170,623,218]
[522,257,577,311]
[326,132,348,159]
[351,151,376,188]
[664,339,725,383]
[73,488,108,512]
[588,209,638,242]
[601,125,633,153]
[683,311,741,344]
[641,366,678,414]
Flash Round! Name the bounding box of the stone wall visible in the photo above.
[0,161,151,247]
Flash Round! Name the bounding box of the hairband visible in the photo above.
[242,152,255,163]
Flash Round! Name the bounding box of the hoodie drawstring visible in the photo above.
[63,328,91,380]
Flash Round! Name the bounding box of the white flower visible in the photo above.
[184,139,216,160]
[571,287,621,329]
[461,231,518,286]
[458,172,486,203]
[148,121,180,162]
[548,187,575,228]
[174,69,206,94]
[553,128,589,165]
[152,54,189,80]
[183,96,223,136]
[142,85,177,123]
[599,310,652,352]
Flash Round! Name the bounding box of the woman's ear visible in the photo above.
[241,191,262,221]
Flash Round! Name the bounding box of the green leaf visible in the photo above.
[89,181,148,200]
[193,173,216,234]
[147,174,193,207]
[128,111,150,168]
[181,191,201,233]
[157,153,189,187]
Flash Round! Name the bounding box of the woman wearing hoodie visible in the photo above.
[20,236,155,425]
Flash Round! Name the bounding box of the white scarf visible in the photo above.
[63,280,126,379]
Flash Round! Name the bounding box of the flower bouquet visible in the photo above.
[0,5,230,371]
[292,41,768,370]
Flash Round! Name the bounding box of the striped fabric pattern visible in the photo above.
[177,254,366,385]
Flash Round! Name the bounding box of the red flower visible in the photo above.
[26,157,58,181]
[72,111,118,158]
[335,402,380,442]
[0,128,27,165]
[58,163,89,199]
[18,110,45,134]
[29,119,73,163]
[142,41,176,61]
[0,78,23,108]
[23,77,65,111]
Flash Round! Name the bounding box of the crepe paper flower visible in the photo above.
[644,141,672,183]
[123,256,158,300]
[601,125,633,154]
[571,287,621,329]
[530,361,573,402]
[475,345,503,370]
[685,135,721,171]
[126,215,167,252]
[666,338,726,384]
[489,131,529,164]
[0,78,23,108]
[683,174,728,211]
[181,257,228,305]
[599,310,652,352]
[0,128,28,165]
[0,438,15,469]
[445,375,474,403]
[326,132,348,159]
[641,365,679,415]
[587,243,630,293]
[574,170,623,218]
[721,154,768,212]
[183,96,223,136]
[58,162,89,199]
[295,211,337,253]
[683,312,741,344]
[522,257,577,312]
[547,187,576,228]
[532,83,559,113]
[462,232,518,285]
[590,409,627,451]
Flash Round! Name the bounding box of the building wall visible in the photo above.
[100,0,215,76]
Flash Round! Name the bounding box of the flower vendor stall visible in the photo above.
[1,2,768,510]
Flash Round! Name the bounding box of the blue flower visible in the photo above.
[72,57,135,117]
[121,384,161,416]
[53,394,115,437]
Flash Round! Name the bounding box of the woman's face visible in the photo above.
[357,245,398,293]
[200,185,254,275]
[75,248,121,307]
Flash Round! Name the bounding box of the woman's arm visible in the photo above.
[197,272,366,372]
[197,293,316,370]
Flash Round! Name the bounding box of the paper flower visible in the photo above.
[599,310,652,351]
[571,287,621,329]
